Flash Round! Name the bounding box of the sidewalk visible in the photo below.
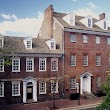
[0,97,103,110]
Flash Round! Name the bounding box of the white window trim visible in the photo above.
[39,81,46,94]
[70,34,76,42]
[70,55,76,66]
[83,35,88,43]
[39,58,46,71]
[0,59,4,72]
[26,58,34,72]
[26,40,32,49]
[51,41,56,50]
[70,78,76,89]
[0,38,4,48]
[0,82,4,97]
[107,38,110,45]
[96,36,100,44]
[96,55,101,66]
[96,77,101,87]
[83,55,88,66]
[12,81,20,96]
[12,58,20,72]
[51,80,58,93]
[51,58,58,71]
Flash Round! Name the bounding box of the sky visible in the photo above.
[0,0,110,37]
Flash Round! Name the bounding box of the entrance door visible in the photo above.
[83,77,88,92]
[27,86,33,99]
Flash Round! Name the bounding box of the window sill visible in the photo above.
[39,92,47,95]
[12,94,20,96]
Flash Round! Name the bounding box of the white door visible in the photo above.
[83,77,88,92]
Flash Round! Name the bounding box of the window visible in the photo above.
[107,38,110,44]
[51,80,58,93]
[83,55,88,66]
[0,59,4,72]
[70,78,76,89]
[51,41,55,50]
[0,39,3,47]
[26,40,32,49]
[70,34,76,42]
[96,55,101,66]
[12,58,20,72]
[96,36,100,44]
[104,21,106,29]
[12,82,20,96]
[108,54,110,66]
[83,35,88,43]
[70,55,76,66]
[51,58,58,71]
[39,81,46,94]
[39,58,46,71]
[70,14,74,25]
[96,77,101,87]
[0,82,4,97]
[88,18,91,28]
[26,58,34,72]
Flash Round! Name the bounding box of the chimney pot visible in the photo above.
[99,13,105,20]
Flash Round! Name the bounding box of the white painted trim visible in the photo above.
[51,80,58,93]
[0,59,4,72]
[51,58,58,71]
[0,82,4,97]
[39,81,46,94]
[39,58,47,71]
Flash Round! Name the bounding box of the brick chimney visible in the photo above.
[99,13,105,20]
[39,5,54,39]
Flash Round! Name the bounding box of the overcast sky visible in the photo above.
[0,0,110,37]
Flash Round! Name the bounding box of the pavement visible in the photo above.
[0,97,103,110]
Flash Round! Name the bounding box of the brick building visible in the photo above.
[0,5,110,105]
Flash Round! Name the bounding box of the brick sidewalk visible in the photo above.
[0,97,103,110]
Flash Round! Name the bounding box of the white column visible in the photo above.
[80,77,83,94]
[88,76,91,93]
[23,82,27,103]
[33,81,37,102]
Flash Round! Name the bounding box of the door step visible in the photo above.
[83,92,97,99]
[24,99,37,104]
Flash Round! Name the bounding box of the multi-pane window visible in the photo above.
[12,58,20,72]
[51,58,58,71]
[108,54,110,66]
[88,18,91,28]
[0,59,4,72]
[70,55,76,66]
[96,77,101,87]
[39,58,46,71]
[83,35,88,43]
[96,55,101,66]
[107,38,110,44]
[26,58,34,72]
[70,78,76,89]
[83,55,88,66]
[51,42,55,50]
[51,80,58,93]
[70,34,76,42]
[12,82,20,96]
[0,82,4,97]
[96,36,100,44]
[26,40,32,49]
[39,81,46,94]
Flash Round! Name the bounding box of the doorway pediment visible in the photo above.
[80,72,93,78]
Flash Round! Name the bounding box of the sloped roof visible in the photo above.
[0,36,63,55]
[54,12,110,33]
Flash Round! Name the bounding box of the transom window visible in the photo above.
[0,59,4,72]
[39,81,46,94]
[96,55,101,66]
[70,34,76,42]
[96,77,101,87]
[88,18,91,28]
[12,58,20,72]
[26,40,32,49]
[26,58,34,72]
[12,82,20,96]
[0,82,4,97]
[51,58,58,71]
[51,80,58,93]
[96,36,100,44]
[39,58,46,71]
[83,35,88,43]
[83,55,88,66]
[70,55,76,66]
[70,78,76,89]
[107,38,110,44]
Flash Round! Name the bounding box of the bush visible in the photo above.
[70,93,79,100]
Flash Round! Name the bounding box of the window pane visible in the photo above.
[83,35,88,43]
[96,36,100,44]
[70,34,76,42]
[51,58,58,71]
[70,78,76,89]
[39,58,46,71]
[26,58,34,71]
[96,55,101,66]
[0,59,4,72]
[83,55,88,66]
[70,55,76,66]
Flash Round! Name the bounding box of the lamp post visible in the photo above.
[78,81,80,105]
[52,84,56,108]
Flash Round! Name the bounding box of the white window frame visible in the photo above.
[70,78,76,89]
[96,55,101,66]
[83,35,88,43]
[26,58,34,72]
[51,41,55,50]
[51,58,58,71]
[96,36,100,44]
[70,34,76,42]
[0,82,4,97]
[39,58,46,71]
[96,77,101,87]
[70,55,76,66]
[0,59,4,72]
[83,55,88,66]
[12,58,20,72]
[26,40,32,49]
[12,81,20,96]
[39,81,46,94]
[88,18,92,28]
[51,80,58,93]
[107,38,110,45]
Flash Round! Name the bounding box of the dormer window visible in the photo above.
[51,41,55,50]
[88,18,91,28]
[104,21,106,29]
[23,37,32,49]
[0,35,4,48]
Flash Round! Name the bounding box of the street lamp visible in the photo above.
[52,84,56,109]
